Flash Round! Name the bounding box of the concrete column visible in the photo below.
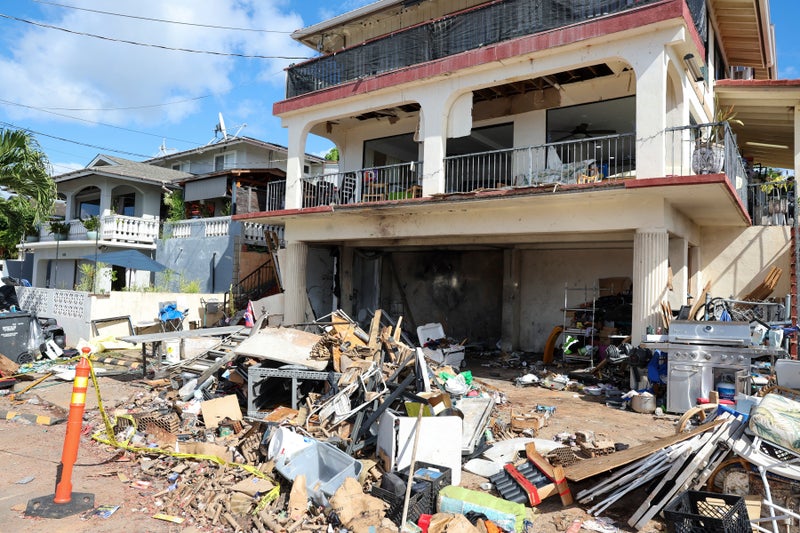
[632,228,669,342]
[284,120,310,210]
[632,47,668,178]
[500,248,521,352]
[283,241,308,325]
[417,90,464,196]
[339,246,355,316]
[668,236,688,311]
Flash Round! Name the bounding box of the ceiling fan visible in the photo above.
[553,122,616,142]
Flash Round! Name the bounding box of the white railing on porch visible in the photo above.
[242,221,284,246]
[101,214,160,243]
[166,216,231,239]
[37,215,159,244]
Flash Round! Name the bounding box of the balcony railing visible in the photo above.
[242,221,285,247]
[300,162,423,208]
[287,0,663,98]
[35,215,159,244]
[265,180,286,211]
[444,133,636,192]
[166,216,231,239]
[664,121,749,206]
[747,179,795,226]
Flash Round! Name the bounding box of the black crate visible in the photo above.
[663,491,750,533]
[398,462,452,515]
[370,484,427,526]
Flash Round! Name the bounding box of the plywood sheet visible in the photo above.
[564,420,723,482]
[234,326,327,370]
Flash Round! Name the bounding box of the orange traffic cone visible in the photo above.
[26,354,95,518]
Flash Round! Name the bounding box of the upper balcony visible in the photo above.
[281,122,784,226]
[286,0,677,99]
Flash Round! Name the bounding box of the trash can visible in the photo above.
[0,311,32,363]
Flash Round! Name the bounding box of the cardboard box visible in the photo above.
[405,391,452,417]
[599,277,632,295]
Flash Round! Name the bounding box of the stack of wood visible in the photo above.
[741,266,782,302]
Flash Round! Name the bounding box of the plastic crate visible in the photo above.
[398,462,453,515]
[371,484,427,526]
[663,491,750,533]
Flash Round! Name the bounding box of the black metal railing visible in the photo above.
[444,133,635,192]
[747,179,795,226]
[664,121,748,206]
[287,0,662,98]
[230,259,281,310]
[299,162,423,208]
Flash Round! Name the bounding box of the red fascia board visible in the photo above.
[717,79,800,88]
[274,0,688,115]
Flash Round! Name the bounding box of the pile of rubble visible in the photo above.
[4,308,800,532]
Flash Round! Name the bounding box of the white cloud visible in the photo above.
[0,0,308,127]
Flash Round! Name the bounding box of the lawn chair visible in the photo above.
[159,301,187,332]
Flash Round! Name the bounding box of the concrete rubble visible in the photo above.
[0,306,798,532]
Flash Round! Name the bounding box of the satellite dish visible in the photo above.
[216,113,228,141]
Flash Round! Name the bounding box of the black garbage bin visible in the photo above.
[0,311,32,363]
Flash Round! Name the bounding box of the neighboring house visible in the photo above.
[20,134,326,304]
[146,135,327,303]
[22,155,187,291]
[235,0,798,352]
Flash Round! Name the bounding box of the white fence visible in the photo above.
[16,287,227,346]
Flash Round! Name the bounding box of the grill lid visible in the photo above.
[667,320,751,345]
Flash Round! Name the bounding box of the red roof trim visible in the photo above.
[717,79,800,88]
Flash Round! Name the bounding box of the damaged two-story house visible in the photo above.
[235,0,798,352]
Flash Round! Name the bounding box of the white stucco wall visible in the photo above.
[700,226,792,302]
[518,247,634,352]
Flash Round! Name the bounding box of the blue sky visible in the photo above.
[0,0,797,175]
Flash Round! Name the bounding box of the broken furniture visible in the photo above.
[158,301,187,332]
[416,322,465,367]
[246,367,342,414]
[119,325,244,377]
[489,443,573,508]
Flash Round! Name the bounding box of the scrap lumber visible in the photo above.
[741,266,782,302]
[687,279,712,320]
[564,419,723,482]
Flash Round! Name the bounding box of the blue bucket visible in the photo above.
[717,382,736,401]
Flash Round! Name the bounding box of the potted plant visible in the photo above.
[81,215,100,240]
[48,220,71,241]
[25,224,40,242]
[692,96,743,175]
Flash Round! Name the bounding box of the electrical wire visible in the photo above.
[0,12,311,60]
[0,98,202,145]
[31,0,294,33]
[0,120,155,158]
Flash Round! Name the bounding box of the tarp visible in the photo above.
[81,250,167,272]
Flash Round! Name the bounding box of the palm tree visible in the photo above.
[0,129,55,223]
[0,129,56,257]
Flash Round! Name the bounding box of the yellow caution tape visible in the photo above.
[81,357,279,505]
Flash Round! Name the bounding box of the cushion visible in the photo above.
[749,393,800,454]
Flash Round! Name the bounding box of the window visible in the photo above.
[116,193,135,216]
[74,186,100,218]
[171,162,190,172]
[214,151,236,171]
